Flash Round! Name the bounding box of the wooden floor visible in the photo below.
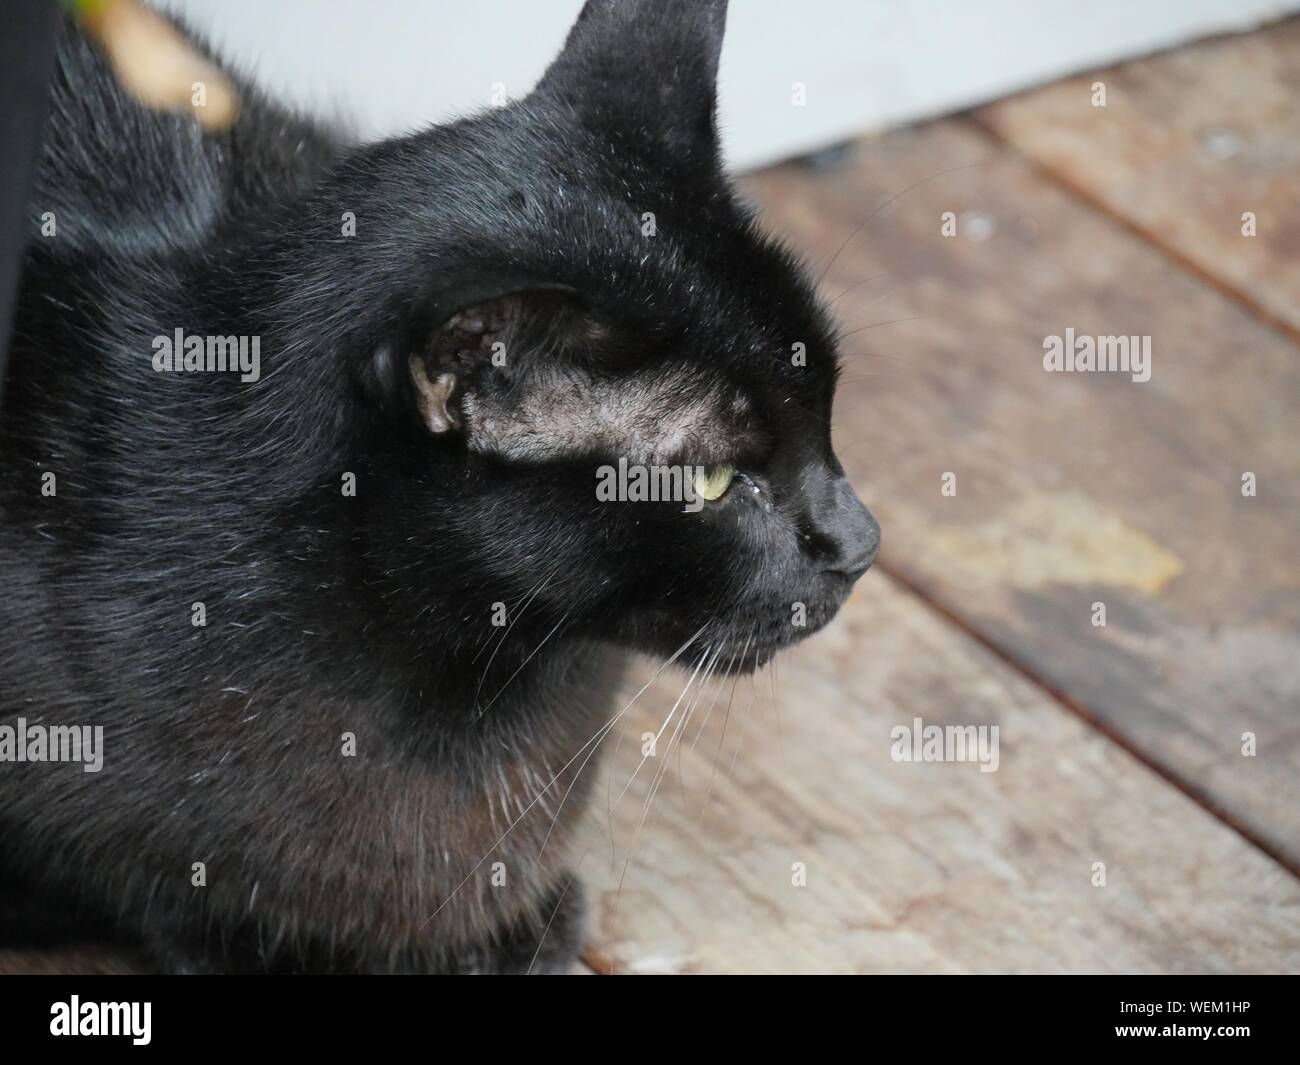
[579,21,1300,974]
[6,22,1298,976]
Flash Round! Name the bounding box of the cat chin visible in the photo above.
[724,643,778,675]
[607,605,842,676]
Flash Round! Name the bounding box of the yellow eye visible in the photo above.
[693,463,736,502]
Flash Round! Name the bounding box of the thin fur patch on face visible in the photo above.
[460,366,756,466]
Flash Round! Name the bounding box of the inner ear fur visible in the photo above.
[409,361,460,434]
[407,290,592,437]
[406,295,515,436]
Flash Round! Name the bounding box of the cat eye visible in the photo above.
[693,463,736,502]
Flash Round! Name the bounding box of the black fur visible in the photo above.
[0,0,877,973]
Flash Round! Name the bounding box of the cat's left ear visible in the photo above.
[532,0,729,161]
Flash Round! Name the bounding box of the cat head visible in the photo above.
[316,0,878,672]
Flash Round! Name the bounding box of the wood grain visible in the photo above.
[0,946,142,975]
[0,950,598,974]
[746,117,1300,869]
[578,579,1300,974]
[976,20,1300,339]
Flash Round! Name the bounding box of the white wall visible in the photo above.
[165,0,1300,170]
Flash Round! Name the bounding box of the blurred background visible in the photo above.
[163,0,1300,168]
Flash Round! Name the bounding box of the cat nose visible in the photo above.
[817,477,879,579]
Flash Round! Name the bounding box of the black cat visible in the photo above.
[0,0,878,973]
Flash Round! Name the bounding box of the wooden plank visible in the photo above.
[745,117,1300,869]
[0,945,598,975]
[0,946,140,975]
[578,578,1300,974]
[976,20,1300,338]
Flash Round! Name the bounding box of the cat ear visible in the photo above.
[403,296,515,438]
[408,360,461,435]
[533,0,729,160]
[397,286,590,439]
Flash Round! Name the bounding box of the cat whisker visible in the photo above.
[690,640,742,751]
[606,641,716,923]
[770,646,782,739]
[524,857,587,976]
[703,627,753,818]
[602,622,712,860]
[831,280,910,321]
[835,315,926,342]
[469,562,555,662]
[474,607,573,719]
[814,162,985,288]
[836,349,915,366]
[535,642,715,864]
[420,625,707,929]
[687,641,731,770]
[610,644,712,812]
[470,557,565,718]
[824,271,890,311]
[646,641,724,819]
[732,671,757,774]
[676,643,725,783]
